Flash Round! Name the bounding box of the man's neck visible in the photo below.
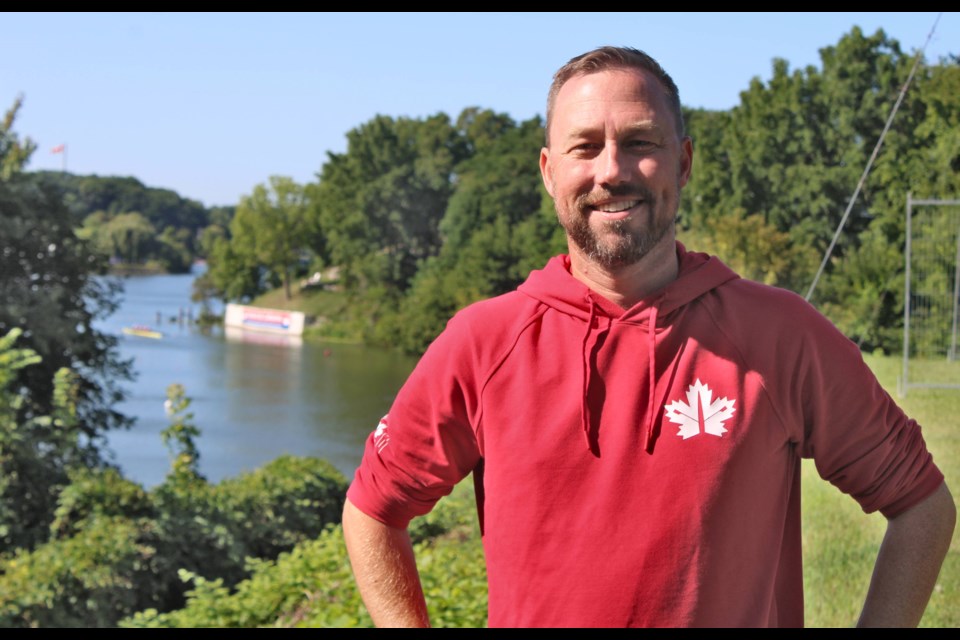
[568,239,679,309]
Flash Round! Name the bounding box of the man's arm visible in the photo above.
[857,481,956,627]
[342,497,430,628]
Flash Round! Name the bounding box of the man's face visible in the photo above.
[540,68,693,270]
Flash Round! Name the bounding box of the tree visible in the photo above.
[231,176,311,301]
[0,95,35,180]
[388,113,562,355]
[310,113,469,295]
[32,171,217,273]
[0,96,133,478]
[678,27,960,350]
[0,329,86,551]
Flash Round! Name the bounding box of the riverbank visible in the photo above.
[249,284,367,345]
[108,262,168,276]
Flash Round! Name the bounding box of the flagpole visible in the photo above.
[51,144,67,172]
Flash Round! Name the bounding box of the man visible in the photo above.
[342,46,955,628]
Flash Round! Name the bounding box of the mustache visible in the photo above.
[577,184,655,208]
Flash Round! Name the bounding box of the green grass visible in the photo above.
[801,353,958,627]
[249,285,366,344]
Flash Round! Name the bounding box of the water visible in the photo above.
[96,267,417,488]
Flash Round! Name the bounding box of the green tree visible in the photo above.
[389,113,560,354]
[678,27,959,351]
[231,176,311,301]
[0,329,85,552]
[682,28,914,291]
[106,212,157,264]
[31,171,219,273]
[311,113,468,295]
[0,96,35,180]
[0,97,133,462]
[201,234,263,303]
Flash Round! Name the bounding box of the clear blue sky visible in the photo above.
[3,12,956,209]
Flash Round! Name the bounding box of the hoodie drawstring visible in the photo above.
[643,302,660,453]
[580,296,598,453]
[580,296,611,455]
[581,294,665,455]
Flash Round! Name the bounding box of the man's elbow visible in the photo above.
[895,481,957,543]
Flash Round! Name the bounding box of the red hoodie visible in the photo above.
[347,242,944,628]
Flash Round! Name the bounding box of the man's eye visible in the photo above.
[571,143,600,155]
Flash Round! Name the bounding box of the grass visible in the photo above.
[249,284,366,344]
[801,353,958,627]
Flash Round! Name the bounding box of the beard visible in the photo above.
[557,184,677,270]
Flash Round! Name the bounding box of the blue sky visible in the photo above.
[3,12,956,209]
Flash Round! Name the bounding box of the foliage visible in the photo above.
[31,171,221,273]
[679,27,959,352]
[229,176,313,301]
[121,479,487,628]
[310,113,469,295]
[0,515,168,628]
[378,113,563,354]
[678,207,820,288]
[0,375,351,627]
[49,466,155,541]
[199,233,263,302]
[1,99,134,465]
[0,95,36,179]
[0,328,98,553]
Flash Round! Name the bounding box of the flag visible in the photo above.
[51,144,65,154]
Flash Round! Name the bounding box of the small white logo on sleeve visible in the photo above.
[665,379,736,440]
[373,416,390,452]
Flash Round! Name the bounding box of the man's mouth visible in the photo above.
[593,200,641,213]
[591,199,642,220]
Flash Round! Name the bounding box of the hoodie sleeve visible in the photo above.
[772,290,944,518]
[346,309,484,529]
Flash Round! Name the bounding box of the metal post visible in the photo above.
[951,220,960,361]
[902,193,912,396]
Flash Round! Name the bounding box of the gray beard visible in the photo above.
[561,202,674,270]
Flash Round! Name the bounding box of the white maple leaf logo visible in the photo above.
[373,416,390,452]
[664,379,736,440]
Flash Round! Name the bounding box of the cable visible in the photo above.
[804,12,943,302]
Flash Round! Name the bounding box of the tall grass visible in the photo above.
[802,353,958,627]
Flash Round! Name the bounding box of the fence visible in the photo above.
[899,194,960,396]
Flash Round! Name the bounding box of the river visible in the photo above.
[96,268,418,488]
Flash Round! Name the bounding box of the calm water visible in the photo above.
[97,268,417,488]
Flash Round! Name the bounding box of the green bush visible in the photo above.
[50,467,156,539]
[121,478,488,628]
[0,515,167,628]
[213,455,348,559]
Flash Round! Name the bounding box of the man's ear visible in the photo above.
[679,136,694,187]
[540,147,555,197]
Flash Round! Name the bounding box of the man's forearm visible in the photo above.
[857,481,956,627]
[342,497,430,628]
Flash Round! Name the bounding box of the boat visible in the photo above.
[122,325,164,339]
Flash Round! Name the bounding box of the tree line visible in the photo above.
[0,26,958,626]
[202,27,960,356]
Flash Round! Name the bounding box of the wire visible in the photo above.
[804,12,943,302]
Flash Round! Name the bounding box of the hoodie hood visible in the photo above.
[517,242,740,454]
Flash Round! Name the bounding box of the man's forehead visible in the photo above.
[556,69,664,106]
[553,73,670,131]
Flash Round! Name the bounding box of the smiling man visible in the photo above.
[342,46,955,628]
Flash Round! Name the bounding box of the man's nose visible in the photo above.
[596,144,631,185]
